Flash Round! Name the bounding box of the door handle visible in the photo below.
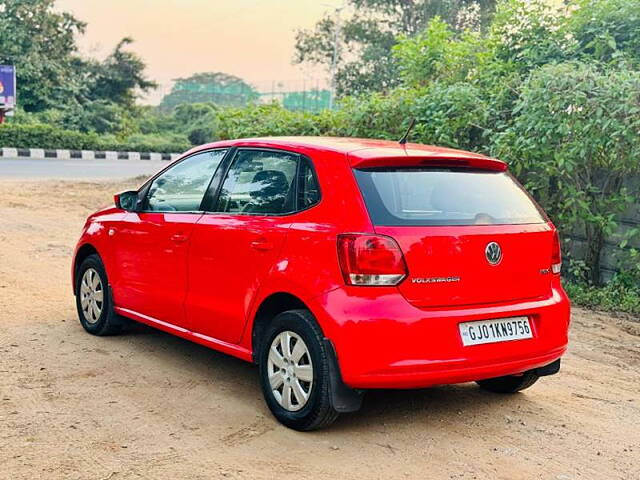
[250,237,274,251]
[170,233,189,244]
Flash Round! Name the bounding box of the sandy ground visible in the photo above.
[0,179,639,480]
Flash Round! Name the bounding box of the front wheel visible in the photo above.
[258,309,339,431]
[75,254,123,336]
[476,372,539,393]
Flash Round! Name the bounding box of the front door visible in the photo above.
[111,149,227,328]
[186,148,300,343]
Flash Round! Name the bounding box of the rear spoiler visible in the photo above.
[348,150,507,172]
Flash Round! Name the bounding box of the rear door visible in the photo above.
[186,148,301,344]
[354,167,555,307]
[112,149,227,327]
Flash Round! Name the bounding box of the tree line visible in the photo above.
[1,0,640,290]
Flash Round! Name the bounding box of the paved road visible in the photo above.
[0,157,168,179]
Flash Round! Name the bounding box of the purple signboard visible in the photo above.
[0,65,16,109]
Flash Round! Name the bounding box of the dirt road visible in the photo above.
[1,179,639,480]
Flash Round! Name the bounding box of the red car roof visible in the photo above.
[188,137,507,171]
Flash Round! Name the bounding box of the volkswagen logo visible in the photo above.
[485,242,502,265]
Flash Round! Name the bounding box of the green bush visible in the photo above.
[0,124,96,150]
[213,103,341,140]
[112,133,190,153]
[411,82,489,151]
[569,0,640,66]
[0,124,189,153]
[57,101,139,135]
[495,62,640,284]
[489,0,572,74]
[393,17,488,88]
[564,271,640,315]
[333,89,419,140]
[3,0,639,300]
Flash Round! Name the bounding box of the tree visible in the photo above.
[569,0,640,67]
[497,62,640,285]
[393,17,488,88]
[0,0,156,123]
[293,0,497,96]
[49,38,159,134]
[0,0,85,112]
[56,101,136,135]
[488,0,573,74]
[412,82,488,151]
[83,38,157,108]
[159,72,259,111]
[173,102,220,145]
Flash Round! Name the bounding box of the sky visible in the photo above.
[55,0,338,104]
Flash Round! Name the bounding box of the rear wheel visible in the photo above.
[258,309,339,431]
[476,372,539,393]
[75,254,123,336]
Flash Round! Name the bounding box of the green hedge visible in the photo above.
[564,276,640,315]
[213,104,341,140]
[0,124,190,153]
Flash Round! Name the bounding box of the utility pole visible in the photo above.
[328,4,344,110]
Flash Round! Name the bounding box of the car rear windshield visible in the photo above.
[354,167,546,226]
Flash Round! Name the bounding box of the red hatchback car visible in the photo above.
[72,137,570,430]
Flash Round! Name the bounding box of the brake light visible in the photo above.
[337,234,407,286]
[551,230,562,274]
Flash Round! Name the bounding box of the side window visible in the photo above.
[145,150,226,212]
[298,158,320,209]
[216,150,298,215]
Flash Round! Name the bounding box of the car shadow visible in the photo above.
[116,321,540,432]
[331,384,524,433]
[122,320,258,380]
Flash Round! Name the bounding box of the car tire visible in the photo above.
[476,372,539,393]
[258,309,339,431]
[75,254,123,336]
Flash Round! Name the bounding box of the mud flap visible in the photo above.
[323,339,363,413]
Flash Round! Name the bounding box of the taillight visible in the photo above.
[551,230,562,274]
[337,234,407,286]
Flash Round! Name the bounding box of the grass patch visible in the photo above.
[564,274,640,316]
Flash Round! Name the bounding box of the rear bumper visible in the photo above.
[313,283,570,389]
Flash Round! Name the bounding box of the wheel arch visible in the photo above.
[250,292,316,364]
[73,243,100,294]
[250,291,363,413]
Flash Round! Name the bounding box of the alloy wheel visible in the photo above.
[267,331,314,411]
[80,268,104,324]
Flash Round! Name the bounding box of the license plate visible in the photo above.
[459,316,533,346]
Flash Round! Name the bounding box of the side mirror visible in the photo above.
[114,190,139,212]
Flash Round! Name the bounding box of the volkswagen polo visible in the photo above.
[72,137,570,430]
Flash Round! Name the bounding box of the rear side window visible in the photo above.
[216,149,298,214]
[354,168,545,226]
[298,158,321,209]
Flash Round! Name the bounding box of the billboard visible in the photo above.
[0,65,16,110]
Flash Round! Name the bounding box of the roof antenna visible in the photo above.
[398,118,416,145]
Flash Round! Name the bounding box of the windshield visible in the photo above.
[354,168,545,226]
